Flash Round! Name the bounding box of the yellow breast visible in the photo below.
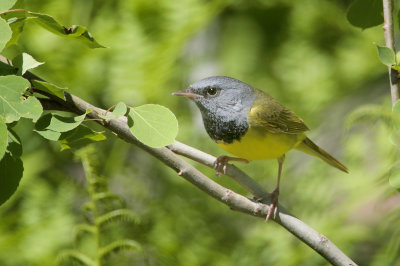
[217,127,305,161]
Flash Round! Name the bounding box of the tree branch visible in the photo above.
[0,56,356,265]
[382,0,400,107]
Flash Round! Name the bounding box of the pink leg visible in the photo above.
[265,155,285,221]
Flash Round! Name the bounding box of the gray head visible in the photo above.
[173,76,256,143]
[173,76,255,116]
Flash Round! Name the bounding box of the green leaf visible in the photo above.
[0,152,23,206]
[1,43,21,61]
[0,57,17,75]
[0,118,7,159]
[7,128,21,157]
[0,75,43,123]
[12,53,44,75]
[99,240,141,259]
[59,124,106,150]
[0,58,17,75]
[99,102,127,119]
[30,12,66,35]
[127,104,178,148]
[347,0,383,29]
[391,65,400,72]
[1,10,105,48]
[35,112,87,133]
[4,18,24,48]
[0,18,12,52]
[0,0,17,12]
[34,129,61,141]
[32,80,67,100]
[18,96,43,122]
[72,28,105,49]
[376,45,396,66]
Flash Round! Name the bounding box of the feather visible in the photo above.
[248,89,309,134]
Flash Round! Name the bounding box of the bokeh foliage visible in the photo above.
[0,0,399,265]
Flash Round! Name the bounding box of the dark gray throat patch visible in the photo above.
[202,114,248,144]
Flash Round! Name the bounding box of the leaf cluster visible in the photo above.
[0,3,178,206]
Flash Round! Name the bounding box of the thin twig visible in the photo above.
[382,0,400,107]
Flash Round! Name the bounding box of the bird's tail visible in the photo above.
[295,137,348,173]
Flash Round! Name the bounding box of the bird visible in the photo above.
[173,76,348,221]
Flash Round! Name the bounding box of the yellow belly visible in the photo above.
[217,128,306,161]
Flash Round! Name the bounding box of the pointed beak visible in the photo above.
[172,89,203,99]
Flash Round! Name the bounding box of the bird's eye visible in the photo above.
[206,87,217,96]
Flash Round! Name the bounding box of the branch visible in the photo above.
[0,56,356,265]
[48,94,357,266]
[382,0,400,107]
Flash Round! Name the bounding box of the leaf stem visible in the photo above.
[0,9,29,16]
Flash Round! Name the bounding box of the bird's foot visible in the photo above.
[256,188,279,222]
[266,188,279,222]
[213,156,248,176]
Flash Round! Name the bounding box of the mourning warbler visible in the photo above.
[173,76,348,220]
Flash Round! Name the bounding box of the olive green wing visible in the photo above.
[248,89,309,134]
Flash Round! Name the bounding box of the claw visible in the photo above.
[214,156,229,176]
[213,156,248,176]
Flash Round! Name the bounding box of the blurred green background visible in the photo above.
[1,0,400,265]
